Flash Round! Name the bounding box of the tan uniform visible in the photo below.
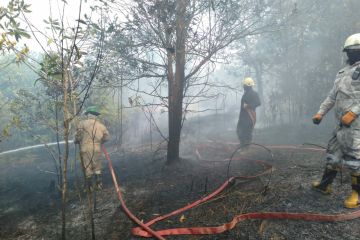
[317,62,360,174]
[75,115,110,177]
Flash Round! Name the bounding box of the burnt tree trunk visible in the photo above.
[167,0,187,164]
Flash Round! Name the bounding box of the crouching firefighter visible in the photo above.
[312,33,360,209]
[237,77,261,149]
[75,106,110,190]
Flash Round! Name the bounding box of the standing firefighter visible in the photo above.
[312,33,360,209]
[75,106,110,190]
[237,77,261,149]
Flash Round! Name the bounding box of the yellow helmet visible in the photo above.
[243,77,255,87]
[343,33,360,51]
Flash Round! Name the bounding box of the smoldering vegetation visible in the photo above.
[1,0,360,239]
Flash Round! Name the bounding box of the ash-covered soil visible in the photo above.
[1,124,360,240]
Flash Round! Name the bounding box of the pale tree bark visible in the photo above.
[61,70,70,240]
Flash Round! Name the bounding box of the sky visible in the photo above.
[1,0,96,52]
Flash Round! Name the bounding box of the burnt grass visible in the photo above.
[1,123,360,239]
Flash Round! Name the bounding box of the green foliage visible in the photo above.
[0,0,31,51]
[0,55,39,146]
[37,52,63,97]
[9,82,61,147]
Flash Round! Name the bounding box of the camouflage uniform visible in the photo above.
[317,62,360,174]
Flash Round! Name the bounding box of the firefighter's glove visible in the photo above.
[312,114,323,125]
[341,111,357,127]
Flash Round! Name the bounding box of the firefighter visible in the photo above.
[312,33,360,208]
[236,77,261,149]
[75,106,110,190]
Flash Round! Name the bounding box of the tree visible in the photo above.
[19,0,106,238]
[98,0,282,164]
[0,0,31,57]
[0,0,31,142]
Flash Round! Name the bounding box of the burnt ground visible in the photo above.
[1,123,360,240]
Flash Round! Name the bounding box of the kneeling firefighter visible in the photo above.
[312,33,360,208]
[75,106,110,190]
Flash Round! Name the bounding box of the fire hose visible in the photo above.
[102,145,166,240]
[103,144,360,239]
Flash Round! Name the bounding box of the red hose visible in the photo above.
[133,209,360,237]
[102,145,166,240]
[106,144,360,238]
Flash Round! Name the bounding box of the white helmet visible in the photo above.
[243,77,255,87]
[343,33,360,51]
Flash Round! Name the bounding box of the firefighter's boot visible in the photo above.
[344,174,360,209]
[312,168,338,194]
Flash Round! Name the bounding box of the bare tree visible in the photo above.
[99,0,282,164]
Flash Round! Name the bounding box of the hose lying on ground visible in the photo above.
[104,143,360,238]
[102,145,165,240]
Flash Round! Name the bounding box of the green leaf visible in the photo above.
[23,4,31,13]
[76,19,87,25]
[74,44,81,60]
[91,23,101,30]
[2,126,10,137]
[47,38,54,45]
[19,31,30,38]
